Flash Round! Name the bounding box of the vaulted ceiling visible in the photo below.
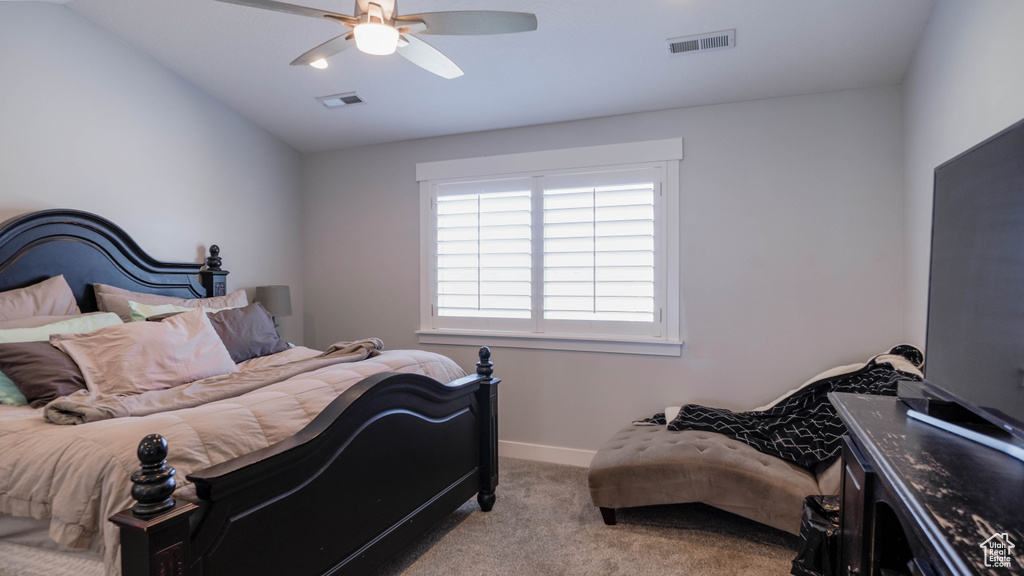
[61,0,936,152]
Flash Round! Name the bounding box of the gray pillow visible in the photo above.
[148,302,288,363]
[0,341,86,408]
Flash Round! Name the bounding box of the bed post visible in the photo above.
[475,346,500,511]
[199,245,229,297]
[110,435,198,576]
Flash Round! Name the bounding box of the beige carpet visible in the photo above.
[373,457,800,576]
[0,541,104,576]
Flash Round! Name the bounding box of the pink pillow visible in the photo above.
[51,307,237,395]
[0,276,80,323]
[93,283,247,322]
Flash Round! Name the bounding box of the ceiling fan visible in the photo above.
[214,0,538,79]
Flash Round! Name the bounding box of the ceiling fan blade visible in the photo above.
[396,34,463,79]
[214,0,357,26]
[395,11,537,35]
[290,33,355,66]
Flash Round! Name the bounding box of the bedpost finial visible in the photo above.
[476,346,493,379]
[137,433,168,463]
[206,245,222,271]
[130,434,177,517]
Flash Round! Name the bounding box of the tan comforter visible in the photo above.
[0,344,466,575]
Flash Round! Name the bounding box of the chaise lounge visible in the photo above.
[588,424,842,533]
[588,346,924,534]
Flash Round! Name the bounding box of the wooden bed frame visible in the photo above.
[0,209,499,576]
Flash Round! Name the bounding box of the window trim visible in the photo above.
[417,139,683,356]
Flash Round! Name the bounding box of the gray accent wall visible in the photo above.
[302,85,906,454]
[0,2,305,343]
[901,0,1024,347]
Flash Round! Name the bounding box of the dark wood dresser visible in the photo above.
[829,393,1024,576]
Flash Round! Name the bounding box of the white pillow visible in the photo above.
[0,312,123,344]
[128,300,239,322]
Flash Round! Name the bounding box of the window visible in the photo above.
[434,178,533,326]
[418,139,682,356]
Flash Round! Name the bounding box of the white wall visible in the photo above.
[901,0,1024,346]
[17,0,1024,463]
[0,3,913,461]
[303,85,906,458]
[0,2,305,342]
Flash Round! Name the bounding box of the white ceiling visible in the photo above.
[63,0,936,153]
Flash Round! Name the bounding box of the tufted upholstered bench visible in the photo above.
[588,424,842,534]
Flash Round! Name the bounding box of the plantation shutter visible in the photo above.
[434,178,533,327]
[540,167,660,336]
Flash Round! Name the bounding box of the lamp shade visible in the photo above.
[254,285,292,318]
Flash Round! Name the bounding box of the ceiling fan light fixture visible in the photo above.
[215,0,538,78]
[354,22,399,55]
[309,58,329,69]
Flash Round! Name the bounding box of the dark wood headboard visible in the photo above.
[0,209,227,312]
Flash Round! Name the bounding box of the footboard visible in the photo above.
[111,347,499,576]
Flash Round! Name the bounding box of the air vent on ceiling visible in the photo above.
[666,29,735,55]
[316,92,365,109]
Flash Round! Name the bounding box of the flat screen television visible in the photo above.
[905,116,1024,454]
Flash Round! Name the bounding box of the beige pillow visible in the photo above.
[93,283,248,322]
[0,276,80,322]
[51,307,237,395]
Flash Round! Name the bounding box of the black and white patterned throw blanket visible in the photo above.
[635,345,924,469]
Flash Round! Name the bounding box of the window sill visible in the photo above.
[416,329,683,357]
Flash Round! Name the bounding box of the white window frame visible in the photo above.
[417,139,683,356]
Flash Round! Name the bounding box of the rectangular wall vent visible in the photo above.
[667,29,735,55]
[317,92,365,109]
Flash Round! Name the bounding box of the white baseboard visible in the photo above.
[498,440,596,468]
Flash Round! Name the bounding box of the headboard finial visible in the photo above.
[476,346,493,379]
[200,245,229,297]
[206,245,222,271]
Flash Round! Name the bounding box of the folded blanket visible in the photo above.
[44,339,382,425]
[635,345,924,469]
